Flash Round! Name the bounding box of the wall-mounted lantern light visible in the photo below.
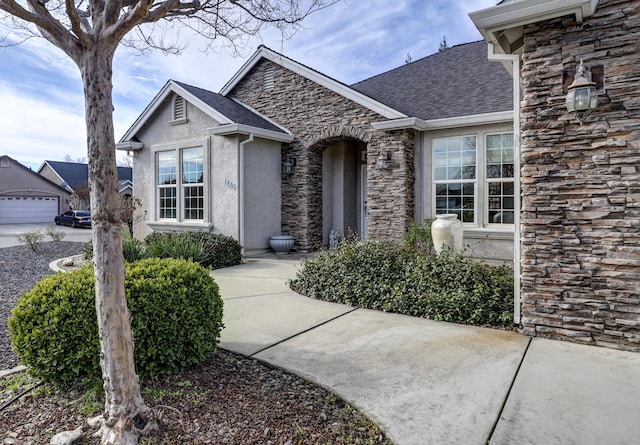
[376,151,391,170]
[566,60,598,124]
[282,157,296,175]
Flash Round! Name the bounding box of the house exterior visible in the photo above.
[38,160,133,210]
[119,41,516,260]
[0,155,71,224]
[471,0,640,351]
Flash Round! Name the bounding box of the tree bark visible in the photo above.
[80,45,151,445]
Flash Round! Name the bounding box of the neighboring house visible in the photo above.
[0,155,71,224]
[118,40,515,261]
[37,160,133,210]
[470,0,640,351]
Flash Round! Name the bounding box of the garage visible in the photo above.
[0,196,59,224]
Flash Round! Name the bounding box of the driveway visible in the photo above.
[0,223,93,248]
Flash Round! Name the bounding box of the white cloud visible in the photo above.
[0,0,501,167]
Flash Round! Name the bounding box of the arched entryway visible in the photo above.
[321,139,367,244]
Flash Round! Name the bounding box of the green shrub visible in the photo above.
[144,231,242,270]
[122,231,146,262]
[290,238,416,311]
[16,230,45,252]
[45,225,66,242]
[9,258,223,386]
[403,217,435,255]
[290,240,514,327]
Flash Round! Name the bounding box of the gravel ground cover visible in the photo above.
[0,241,392,444]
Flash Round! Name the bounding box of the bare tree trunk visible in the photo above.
[81,46,151,445]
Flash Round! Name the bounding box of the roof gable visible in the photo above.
[40,161,132,190]
[350,41,513,121]
[0,155,71,194]
[220,46,407,120]
[120,80,290,143]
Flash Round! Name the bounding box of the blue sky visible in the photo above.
[0,0,497,169]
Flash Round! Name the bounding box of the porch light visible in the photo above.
[376,151,391,170]
[282,157,296,175]
[566,60,598,124]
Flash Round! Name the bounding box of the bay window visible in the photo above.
[156,147,204,221]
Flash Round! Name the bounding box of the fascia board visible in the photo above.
[37,161,66,185]
[209,123,295,143]
[220,47,407,120]
[119,81,234,143]
[470,0,599,37]
[372,111,514,132]
[116,141,144,151]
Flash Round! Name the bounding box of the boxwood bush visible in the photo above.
[9,258,223,386]
[290,239,514,327]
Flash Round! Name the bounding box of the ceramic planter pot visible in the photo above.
[431,214,463,254]
[269,235,295,254]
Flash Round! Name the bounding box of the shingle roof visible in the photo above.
[173,81,286,133]
[44,161,132,190]
[350,41,513,121]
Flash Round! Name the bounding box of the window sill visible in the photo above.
[148,221,214,233]
[169,118,189,126]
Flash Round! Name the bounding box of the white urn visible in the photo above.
[431,214,463,254]
[269,235,295,255]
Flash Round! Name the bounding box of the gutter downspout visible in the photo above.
[238,134,254,256]
[487,43,522,324]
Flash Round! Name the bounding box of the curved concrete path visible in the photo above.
[212,255,640,445]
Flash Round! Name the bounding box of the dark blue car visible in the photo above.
[54,210,92,228]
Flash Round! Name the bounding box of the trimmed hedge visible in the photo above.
[9,258,223,386]
[290,239,514,327]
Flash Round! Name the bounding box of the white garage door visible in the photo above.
[0,196,59,224]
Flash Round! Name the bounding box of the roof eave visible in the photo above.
[470,0,600,54]
[372,111,514,132]
[208,123,295,143]
[219,46,407,120]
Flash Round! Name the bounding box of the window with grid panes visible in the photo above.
[486,133,514,224]
[433,135,476,223]
[156,147,204,221]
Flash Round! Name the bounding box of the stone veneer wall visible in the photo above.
[230,59,414,250]
[520,0,640,351]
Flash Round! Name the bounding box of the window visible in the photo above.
[486,133,515,224]
[156,147,204,221]
[432,132,514,226]
[433,136,476,223]
[181,147,204,220]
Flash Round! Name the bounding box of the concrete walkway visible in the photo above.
[213,255,640,445]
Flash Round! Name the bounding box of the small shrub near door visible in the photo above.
[144,231,242,269]
[9,258,224,386]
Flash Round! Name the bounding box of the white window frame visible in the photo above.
[430,130,515,230]
[485,132,515,227]
[432,134,477,224]
[155,146,205,222]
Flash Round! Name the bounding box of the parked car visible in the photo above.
[54,210,92,228]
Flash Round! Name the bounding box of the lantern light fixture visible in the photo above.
[282,157,296,175]
[376,151,392,170]
[566,59,598,124]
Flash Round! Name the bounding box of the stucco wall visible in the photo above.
[131,93,282,252]
[229,59,415,250]
[519,0,640,351]
[243,140,282,252]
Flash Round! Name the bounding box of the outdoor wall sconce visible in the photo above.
[376,151,392,170]
[566,59,598,124]
[282,157,296,175]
